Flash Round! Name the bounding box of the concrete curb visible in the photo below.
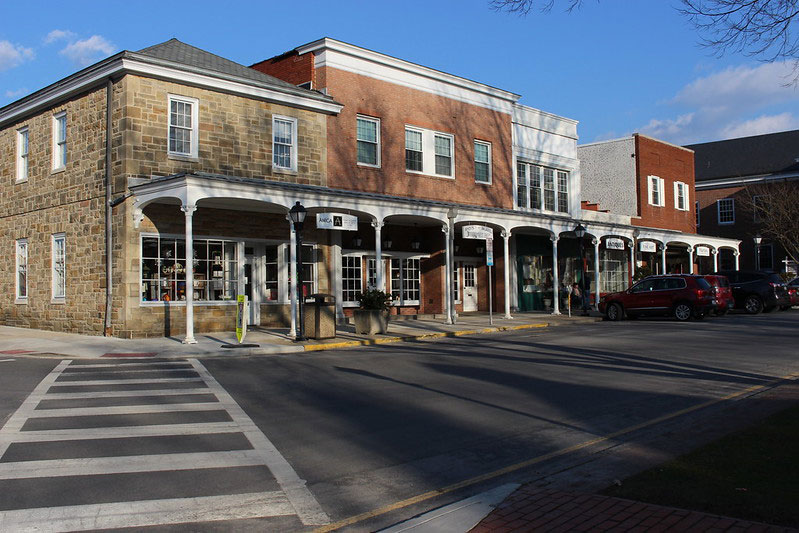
[302,323,549,352]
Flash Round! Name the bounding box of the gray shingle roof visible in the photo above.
[137,38,303,91]
[686,130,799,181]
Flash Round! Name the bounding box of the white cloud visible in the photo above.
[59,35,115,66]
[0,41,34,71]
[638,61,799,144]
[44,29,77,45]
[5,88,28,99]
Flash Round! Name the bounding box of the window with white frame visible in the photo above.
[52,112,67,171]
[342,256,363,303]
[717,198,735,224]
[286,244,316,298]
[474,141,491,183]
[168,95,198,158]
[273,116,297,171]
[17,127,28,182]
[757,243,774,270]
[52,234,66,300]
[404,126,454,178]
[141,236,239,303]
[356,116,380,167]
[648,176,665,207]
[16,239,27,301]
[264,245,279,301]
[674,181,689,211]
[696,201,700,227]
[390,258,421,305]
[367,258,378,289]
[516,161,568,213]
[453,261,461,302]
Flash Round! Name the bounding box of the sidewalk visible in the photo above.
[0,312,601,359]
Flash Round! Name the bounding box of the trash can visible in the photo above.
[303,293,337,340]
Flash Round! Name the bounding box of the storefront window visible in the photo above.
[264,245,278,301]
[600,248,629,293]
[285,244,316,298]
[390,257,421,305]
[141,236,238,303]
[342,255,362,303]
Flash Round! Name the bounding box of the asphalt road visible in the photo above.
[0,310,797,531]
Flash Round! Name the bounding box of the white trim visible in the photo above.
[16,127,28,183]
[272,115,298,172]
[695,172,799,190]
[51,233,66,302]
[717,198,735,225]
[474,139,492,185]
[356,115,381,168]
[648,175,664,207]
[52,111,67,172]
[674,181,688,211]
[405,125,455,179]
[15,238,28,303]
[167,94,199,159]
[0,56,342,129]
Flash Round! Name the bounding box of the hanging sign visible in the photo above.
[696,246,711,257]
[316,213,358,231]
[236,295,248,343]
[486,239,494,266]
[605,238,625,250]
[639,241,657,253]
[462,225,493,240]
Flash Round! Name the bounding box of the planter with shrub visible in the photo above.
[354,289,392,335]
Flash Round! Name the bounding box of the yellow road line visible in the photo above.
[314,371,799,532]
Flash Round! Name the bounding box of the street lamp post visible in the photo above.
[754,234,762,271]
[574,223,590,316]
[289,202,307,342]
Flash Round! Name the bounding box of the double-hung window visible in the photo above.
[674,181,688,211]
[405,126,454,178]
[648,176,665,207]
[717,198,735,224]
[474,141,491,183]
[516,162,568,213]
[52,234,66,300]
[16,239,27,301]
[168,95,198,158]
[273,116,297,171]
[52,112,67,171]
[356,116,380,167]
[390,258,421,305]
[753,195,766,222]
[17,127,28,182]
[342,256,363,304]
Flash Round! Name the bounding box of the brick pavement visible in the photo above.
[471,486,797,532]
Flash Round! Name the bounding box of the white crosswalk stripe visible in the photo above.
[0,358,328,530]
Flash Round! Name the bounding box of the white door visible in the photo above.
[463,263,478,312]
[243,253,260,326]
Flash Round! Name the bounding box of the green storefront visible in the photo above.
[516,234,589,311]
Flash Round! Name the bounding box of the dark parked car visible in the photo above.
[787,277,799,308]
[703,274,733,315]
[599,274,715,321]
[711,271,790,314]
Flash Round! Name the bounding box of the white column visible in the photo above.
[181,204,197,344]
[331,230,344,323]
[712,249,719,272]
[661,245,667,274]
[289,220,297,339]
[629,240,635,287]
[688,248,695,274]
[372,219,384,291]
[734,251,740,270]
[443,225,452,324]
[593,238,600,309]
[551,235,560,315]
[502,230,512,319]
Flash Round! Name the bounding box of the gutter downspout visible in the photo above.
[104,78,113,336]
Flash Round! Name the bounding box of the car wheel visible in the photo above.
[606,303,622,321]
[744,295,764,314]
[674,302,692,321]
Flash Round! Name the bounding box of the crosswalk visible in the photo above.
[0,357,328,532]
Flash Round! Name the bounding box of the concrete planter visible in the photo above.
[353,309,389,335]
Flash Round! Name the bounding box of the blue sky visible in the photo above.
[1,0,798,145]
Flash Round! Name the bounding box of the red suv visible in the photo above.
[599,274,716,321]
[703,275,733,315]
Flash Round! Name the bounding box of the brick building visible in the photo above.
[578,134,739,280]
[1,37,742,339]
[687,130,799,274]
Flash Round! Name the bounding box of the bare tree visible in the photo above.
[489,0,584,15]
[738,180,799,265]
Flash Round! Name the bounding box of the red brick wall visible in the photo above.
[252,52,314,88]
[633,134,696,234]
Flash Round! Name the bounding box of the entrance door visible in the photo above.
[463,263,478,312]
[243,253,259,326]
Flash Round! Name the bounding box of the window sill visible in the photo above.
[475,180,492,186]
[357,162,381,170]
[168,154,199,163]
[51,298,66,305]
[405,170,454,180]
[140,300,238,307]
[51,167,66,175]
[15,298,27,305]
[15,178,28,184]
[273,167,298,175]
[718,221,735,225]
